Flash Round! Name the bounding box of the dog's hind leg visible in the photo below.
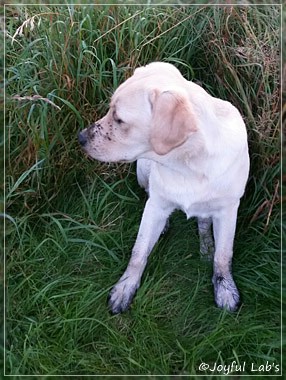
[198,217,214,260]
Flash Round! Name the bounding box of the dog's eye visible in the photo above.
[115,117,123,124]
[113,111,124,125]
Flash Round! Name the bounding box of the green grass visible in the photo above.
[4,2,281,377]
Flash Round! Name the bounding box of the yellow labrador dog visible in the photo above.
[79,62,249,313]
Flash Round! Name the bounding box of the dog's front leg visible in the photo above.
[212,202,240,311]
[108,199,173,314]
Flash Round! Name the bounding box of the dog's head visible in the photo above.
[78,62,197,162]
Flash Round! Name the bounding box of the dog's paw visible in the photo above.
[212,274,240,311]
[108,277,139,314]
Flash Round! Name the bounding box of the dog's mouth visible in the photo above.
[78,141,131,164]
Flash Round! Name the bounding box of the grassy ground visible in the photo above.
[4,3,281,377]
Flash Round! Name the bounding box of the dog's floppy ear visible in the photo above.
[149,90,197,155]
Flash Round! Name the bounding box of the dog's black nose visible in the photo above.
[78,130,87,146]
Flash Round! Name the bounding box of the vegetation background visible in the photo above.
[3,1,281,377]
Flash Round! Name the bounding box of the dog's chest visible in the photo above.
[149,165,229,218]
